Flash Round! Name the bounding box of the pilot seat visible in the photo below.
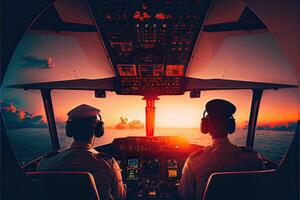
[27,171,100,200]
[202,122,299,200]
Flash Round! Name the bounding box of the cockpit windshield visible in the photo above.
[51,89,253,149]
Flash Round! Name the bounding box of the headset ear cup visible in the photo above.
[228,117,236,134]
[66,121,73,137]
[94,121,104,138]
[201,117,209,134]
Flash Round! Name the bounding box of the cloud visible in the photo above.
[244,121,298,132]
[115,116,144,129]
[19,109,25,120]
[3,103,17,113]
[1,102,47,129]
[20,55,55,69]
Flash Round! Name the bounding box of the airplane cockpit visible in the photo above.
[1,0,299,200]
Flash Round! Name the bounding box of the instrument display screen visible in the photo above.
[167,169,178,178]
[167,159,178,178]
[139,65,164,76]
[118,64,137,76]
[166,65,184,76]
[127,158,139,181]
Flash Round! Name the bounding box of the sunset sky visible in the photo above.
[1,30,298,128]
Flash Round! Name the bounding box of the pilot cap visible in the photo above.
[205,99,236,117]
[67,104,100,118]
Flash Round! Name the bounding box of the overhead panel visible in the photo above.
[88,0,212,96]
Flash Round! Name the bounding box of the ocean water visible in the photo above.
[6,127,294,166]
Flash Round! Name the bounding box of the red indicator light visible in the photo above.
[134,11,141,20]
[155,12,172,20]
[155,12,166,20]
[143,12,150,19]
[134,11,150,21]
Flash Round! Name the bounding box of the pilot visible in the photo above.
[37,104,126,200]
[178,99,265,200]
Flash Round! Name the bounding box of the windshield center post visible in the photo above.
[143,96,159,137]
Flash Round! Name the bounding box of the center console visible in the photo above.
[97,136,202,200]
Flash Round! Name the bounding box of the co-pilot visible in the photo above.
[179,99,265,200]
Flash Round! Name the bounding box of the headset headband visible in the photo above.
[203,110,207,118]
[97,114,102,122]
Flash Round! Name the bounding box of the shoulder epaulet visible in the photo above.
[238,146,258,154]
[44,151,60,158]
[189,147,206,159]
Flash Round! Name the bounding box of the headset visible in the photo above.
[201,110,235,134]
[66,115,104,138]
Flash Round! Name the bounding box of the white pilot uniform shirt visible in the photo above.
[178,138,265,200]
[37,141,126,200]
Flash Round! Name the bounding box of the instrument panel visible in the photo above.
[114,76,185,95]
[117,64,185,77]
[96,136,202,200]
[88,0,212,96]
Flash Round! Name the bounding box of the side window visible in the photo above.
[254,89,298,164]
[1,89,52,166]
[1,3,113,153]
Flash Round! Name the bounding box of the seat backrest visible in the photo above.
[27,171,100,200]
[202,170,276,200]
[203,122,299,200]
